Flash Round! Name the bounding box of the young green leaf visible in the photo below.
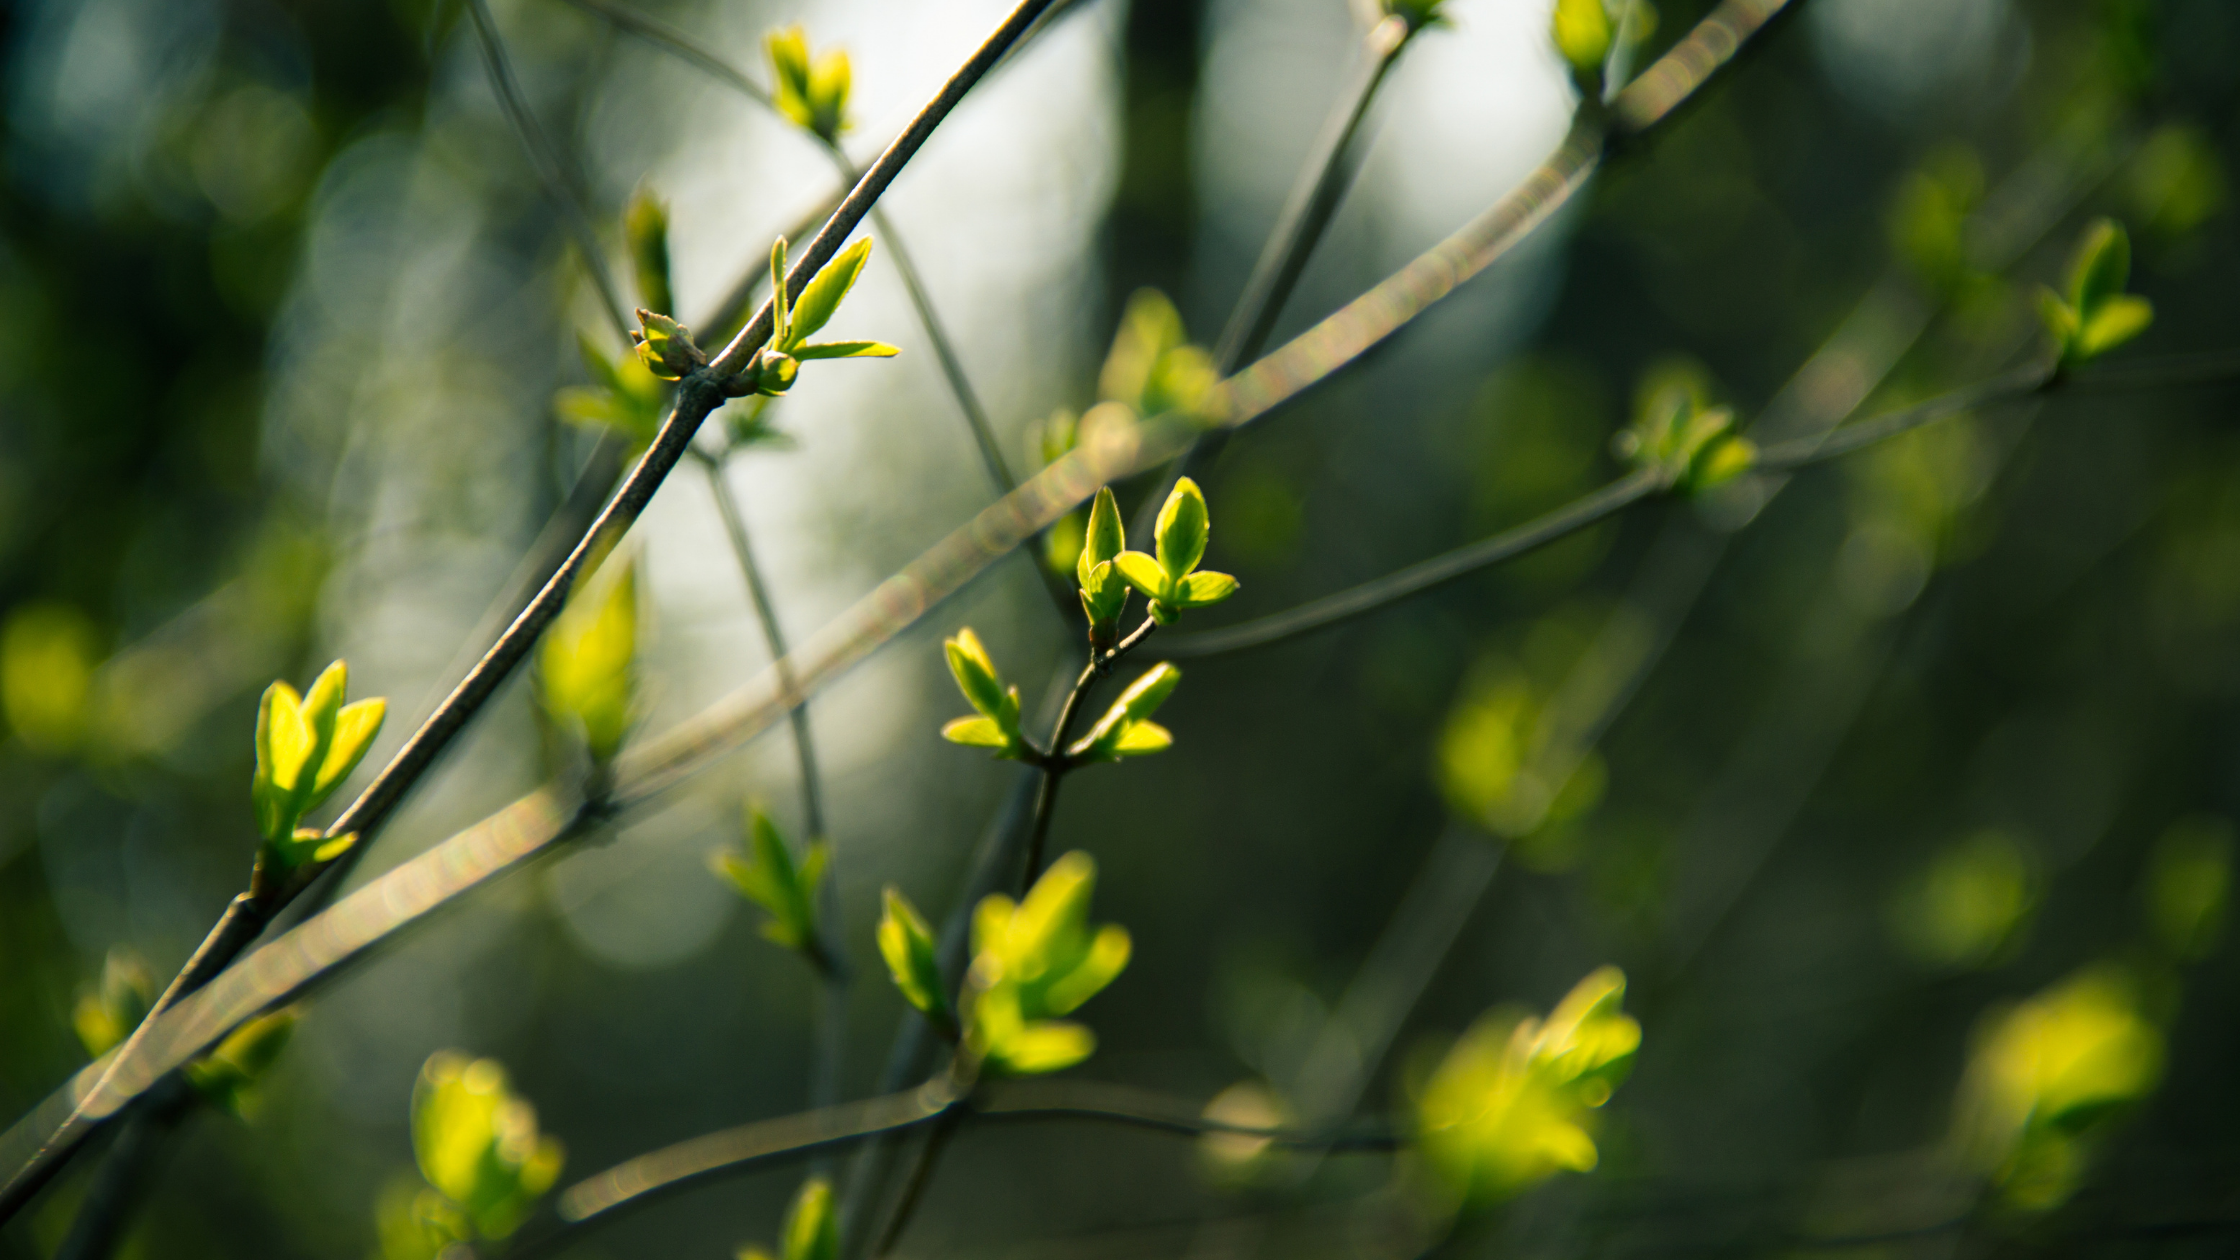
[766,25,851,142]
[939,716,1011,749]
[1077,487,1125,588]
[712,806,825,955]
[253,661,385,850]
[786,238,874,349]
[791,340,900,361]
[1154,477,1211,582]
[780,1177,837,1260]
[1071,663,1182,763]
[1175,571,1240,608]
[1110,551,1172,606]
[539,555,640,765]
[941,629,1025,758]
[877,886,952,1030]
[2067,217,2131,317]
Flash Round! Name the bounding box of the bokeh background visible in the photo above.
[4,0,2240,1255]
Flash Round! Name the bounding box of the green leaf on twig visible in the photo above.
[752,237,899,396]
[409,1052,564,1243]
[1108,478,1241,623]
[712,806,829,960]
[940,629,1029,759]
[878,886,953,1033]
[1069,662,1182,764]
[2040,218,2155,367]
[961,851,1132,1076]
[252,660,385,871]
[1613,363,1756,495]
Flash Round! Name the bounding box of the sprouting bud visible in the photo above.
[766,26,852,144]
[1551,0,1612,83]
[1615,365,1756,495]
[1068,663,1181,763]
[2039,218,2154,367]
[878,885,954,1036]
[410,1052,565,1242]
[1076,488,1131,654]
[712,806,830,962]
[940,629,1028,759]
[960,851,1131,1077]
[252,660,386,866]
[1110,478,1241,623]
[539,554,641,768]
[632,309,706,381]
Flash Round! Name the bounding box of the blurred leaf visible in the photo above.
[72,948,153,1060]
[780,1176,836,1260]
[766,25,851,143]
[540,555,640,766]
[963,852,1130,1075]
[878,886,951,1028]
[712,806,826,957]
[184,1006,297,1117]
[1951,966,2163,1211]
[624,188,672,317]
[411,1051,565,1242]
[1,602,100,755]
[1888,829,2037,970]
[2144,815,2232,961]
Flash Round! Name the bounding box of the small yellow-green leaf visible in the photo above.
[2067,217,2131,316]
[1154,478,1211,581]
[2077,293,2154,361]
[781,1177,837,1260]
[754,352,800,396]
[312,696,386,804]
[1110,721,1172,757]
[940,715,1011,751]
[1099,290,1185,412]
[788,238,873,347]
[791,340,899,361]
[943,629,1011,726]
[994,1020,1096,1075]
[1551,0,1612,75]
[1111,551,1171,604]
[1176,571,1240,607]
[878,886,950,1023]
[1038,924,1131,1015]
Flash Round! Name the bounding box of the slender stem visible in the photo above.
[869,1112,957,1257]
[465,0,632,343]
[1020,617,1160,887]
[694,449,849,1116]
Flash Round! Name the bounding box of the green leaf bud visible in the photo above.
[1153,477,1211,582]
[712,806,826,958]
[877,885,952,1031]
[781,1177,838,1260]
[1551,0,1612,79]
[632,309,705,380]
[786,238,872,350]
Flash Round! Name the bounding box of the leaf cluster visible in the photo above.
[1414,966,1640,1212]
[766,26,852,145]
[400,1052,565,1249]
[1107,478,1241,625]
[712,806,831,963]
[252,660,385,874]
[962,852,1132,1076]
[1612,365,1754,495]
[2039,218,2155,368]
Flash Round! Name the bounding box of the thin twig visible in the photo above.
[510,1076,1395,1260]
[1020,617,1159,887]
[466,0,632,343]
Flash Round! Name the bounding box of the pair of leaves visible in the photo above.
[2040,218,2155,367]
[539,554,640,766]
[877,886,953,1036]
[1107,478,1240,625]
[253,660,385,870]
[1068,663,1180,763]
[712,807,830,959]
[738,1176,836,1260]
[1415,966,1641,1212]
[961,852,1132,1076]
[939,628,1029,759]
[1614,368,1755,495]
[766,26,851,144]
[747,236,900,396]
[411,1052,565,1243]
